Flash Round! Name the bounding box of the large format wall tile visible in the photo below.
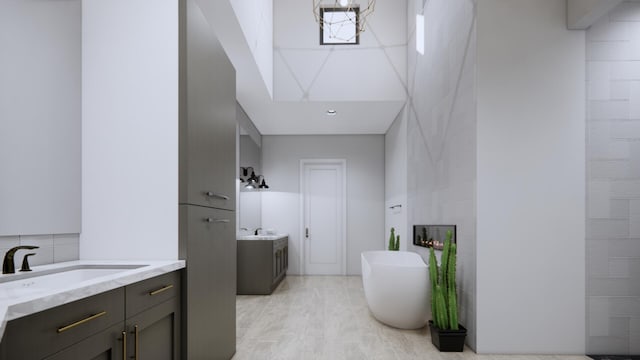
[586,2,640,355]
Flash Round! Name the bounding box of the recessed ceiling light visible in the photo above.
[326,109,337,116]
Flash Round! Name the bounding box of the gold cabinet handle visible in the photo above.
[121,331,127,358]
[133,324,139,360]
[57,311,107,333]
[149,284,174,296]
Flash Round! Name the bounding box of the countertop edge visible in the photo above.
[237,234,289,241]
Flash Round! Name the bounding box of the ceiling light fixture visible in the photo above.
[313,0,376,43]
[326,109,337,116]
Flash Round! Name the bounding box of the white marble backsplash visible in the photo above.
[0,233,79,266]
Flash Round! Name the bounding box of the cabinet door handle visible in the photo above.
[305,228,309,238]
[205,218,230,223]
[205,191,229,200]
[133,324,139,360]
[121,331,127,358]
[149,284,174,296]
[57,311,107,333]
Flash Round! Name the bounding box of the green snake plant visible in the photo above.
[388,228,400,251]
[428,230,459,330]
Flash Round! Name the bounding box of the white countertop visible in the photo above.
[237,234,288,240]
[0,259,185,341]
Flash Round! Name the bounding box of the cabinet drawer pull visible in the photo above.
[134,324,139,360]
[149,284,174,296]
[121,331,127,358]
[205,218,230,223]
[57,311,107,333]
[205,191,229,200]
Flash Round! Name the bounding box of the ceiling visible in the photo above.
[196,0,408,135]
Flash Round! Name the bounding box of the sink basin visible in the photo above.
[0,264,145,284]
[237,234,286,240]
[0,265,146,298]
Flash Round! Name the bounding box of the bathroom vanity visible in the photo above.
[0,261,184,360]
[237,235,288,295]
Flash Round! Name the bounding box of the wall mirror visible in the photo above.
[237,105,263,233]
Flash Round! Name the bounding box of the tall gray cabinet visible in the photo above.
[179,0,237,359]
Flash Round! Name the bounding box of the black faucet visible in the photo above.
[254,228,262,236]
[20,253,37,272]
[3,246,39,274]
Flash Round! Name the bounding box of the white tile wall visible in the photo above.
[589,100,629,119]
[611,62,640,79]
[586,3,640,355]
[19,235,54,266]
[611,180,640,197]
[0,233,79,268]
[588,20,628,42]
[53,233,80,263]
[611,81,630,99]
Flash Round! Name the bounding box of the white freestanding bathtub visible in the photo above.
[361,251,430,329]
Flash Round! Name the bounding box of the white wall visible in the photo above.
[261,135,385,275]
[404,0,478,348]
[384,108,408,250]
[237,102,261,147]
[0,0,81,236]
[230,0,273,97]
[81,0,179,260]
[476,0,585,353]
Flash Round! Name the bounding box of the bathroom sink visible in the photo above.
[0,264,146,297]
[0,264,145,284]
[237,234,286,241]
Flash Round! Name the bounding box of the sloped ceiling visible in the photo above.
[197,0,408,135]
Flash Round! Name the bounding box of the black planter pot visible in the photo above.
[428,320,467,352]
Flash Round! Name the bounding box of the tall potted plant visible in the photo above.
[428,230,467,352]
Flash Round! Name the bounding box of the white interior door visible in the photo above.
[301,159,346,275]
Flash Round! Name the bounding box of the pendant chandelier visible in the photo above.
[313,0,376,43]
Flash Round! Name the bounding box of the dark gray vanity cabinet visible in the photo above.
[43,323,125,360]
[124,271,181,360]
[179,205,236,360]
[178,0,236,212]
[178,0,238,358]
[0,287,125,360]
[0,271,181,360]
[237,237,288,295]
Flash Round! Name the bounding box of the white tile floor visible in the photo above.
[233,275,590,360]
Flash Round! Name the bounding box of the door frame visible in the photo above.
[299,159,347,275]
